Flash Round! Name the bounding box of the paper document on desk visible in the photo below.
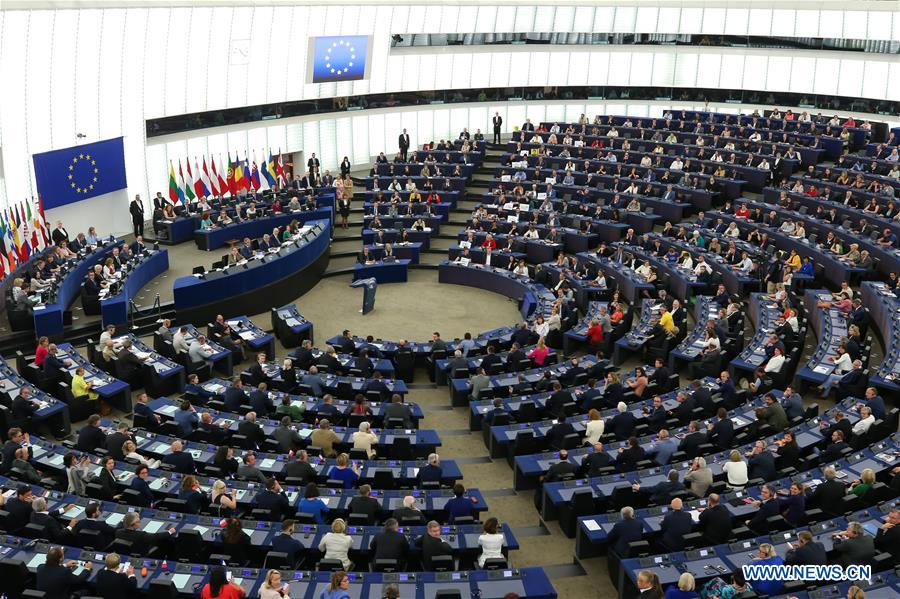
[583,519,601,532]
[689,510,701,523]
[205,383,225,394]
[238,331,256,341]
[135,351,151,360]
[813,365,832,374]
[285,318,303,327]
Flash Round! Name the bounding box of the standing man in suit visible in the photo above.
[307,153,320,177]
[398,129,411,161]
[492,113,503,144]
[129,195,145,237]
[697,493,732,543]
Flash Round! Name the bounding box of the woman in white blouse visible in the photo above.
[722,450,749,490]
[764,346,786,374]
[584,409,605,445]
[319,518,353,570]
[819,345,853,396]
[122,440,161,469]
[533,316,549,339]
[477,517,505,568]
[351,422,379,458]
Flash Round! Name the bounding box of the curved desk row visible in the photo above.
[669,296,719,371]
[795,288,850,390]
[100,249,169,327]
[761,187,900,239]
[0,534,556,599]
[173,220,330,325]
[860,282,900,398]
[194,206,332,251]
[729,292,782,378]
[33,238,122,338]
[575,252,654,304]
[647,232,759,297]
[437,261,556,321]
[365,175,467,191]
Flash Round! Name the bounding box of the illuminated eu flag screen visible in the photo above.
[310,35,370,83]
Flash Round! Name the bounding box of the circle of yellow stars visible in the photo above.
[325,40,355,74]
[67,153,100,194]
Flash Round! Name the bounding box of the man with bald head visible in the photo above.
[660,497,693,551]
[162,440,195,474]
[697,493,732,543]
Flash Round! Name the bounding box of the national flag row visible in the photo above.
[167,151,288,205]
[0,197,51,281]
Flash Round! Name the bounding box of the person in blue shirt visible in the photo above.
[130,464,155,506]
[748,543,784,596]
[777,482,806,525]
[271,519,304,567]
[664,572,699,599]
[444,483,478,523]
[298,482,329,524]
[457,332,476,357]
[328,453,361,489]
[173,399,199,437]
[648,429,677,466]
[858,387,886,420]
[798,256,814,277]
[417,453,443,486]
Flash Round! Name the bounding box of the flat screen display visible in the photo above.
[309,35,370,83]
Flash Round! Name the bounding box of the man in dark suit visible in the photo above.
[831,522,876,568]
[419,520,454,569]
[73,502,116,547]
[116,339,145,380]
[747,485,781,532]
[36,546,92,597]
[874,508,900,561]
[651,359,672,392]
[391,495,425,524]
[633,470,684,505]
[2,427,31,473]
[115,512,176,555]
[371,518,410,567]
[544,449,579,483]
[76,414,107,452]
[84,270,102,297]
[609,404,637,439]
[316,347,344,374]
[492,112,503,144]
[290,340,315,371]
[353,348,374,378]
[271,519,304,566]
[161,440,196,474]
[521,119,535,132]
[11,387,39,428]
[284,450,318,485]
[30,496,76,542]
[547,382,573,418]
[105,422,131,461]
[364,372,390,398]
[247,352,271,387]
[678,421,707,458]
[644,395,667,433]
[820,430,851,463]
[581,442,613,477]
[129,235,147,255]
[249,382,272,416]
[223,379,248,412]
[785,530,828,566]
[253,477,293,520]
[273,416,303,453]
[133,393,160,430]
[506,343,527,372]
[417,453,443,486]
[383,394,413,428]
[547,415,575,450]
[129,196,145,237]
[808,467,850,516]
[670,391,696,424]
[705,407,734,449]
[237,412,265,447]
[348,484,380,524]
[398,129,411,161]
[835,360,865,397]
[94,552,137,598]
[446,350,469,378]
[43,344,69,382]
[697,493,732,544]
[715,373,736,409]
[660,498,694,551]
[479,345,501,374]
[747,440,777,481]
[606,506,644,555]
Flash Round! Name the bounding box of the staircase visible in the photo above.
[323,141,506,275]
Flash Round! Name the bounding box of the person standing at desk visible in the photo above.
[129,195,145,237]
[492,112,503,144]
[398,129,410,161]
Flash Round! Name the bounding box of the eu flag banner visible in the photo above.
[33,137,127,210]
[310,35,369,83]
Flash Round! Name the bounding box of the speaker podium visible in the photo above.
[350,277,377,314]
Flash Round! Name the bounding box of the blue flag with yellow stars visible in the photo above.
[311,36,369,83]
[33,137,127,210]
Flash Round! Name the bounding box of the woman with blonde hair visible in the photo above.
[849,468,876,499]
[122,439,160,468]
[318,518,353,570]
[722,450,748,490]
[259,569,290,598]
[211,479,238,517]
[664,572,696,599]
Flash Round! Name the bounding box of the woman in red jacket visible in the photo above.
[586,319,604,349]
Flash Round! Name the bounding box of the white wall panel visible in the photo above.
[867,10,892,40]
[742,55,769,90]
[491,52,514,88]
[843,10,868,38]
[679,8,703,35]
[474,5,496,33]
[766,57,792,93]
[837,59,865,98]
[635,7,659,33]
[185,7,213,114]
[651,52,675,87]
[348,116,369,165]
[723,8,749,35]
[719,55,745,91]
[629,53,653,87]
[860,62,888,102]
[567,52,590,87]
[553,7,575,32]
[819,11,844,38]
[747,9,772,36]
[74,10,102,144]
[673,53,698,87]
[572,7,595,34]
[496,6,516,31]
[794,10,820,37]
[696,55,722,89]
[432,109,450,142]
[206,7,233,112]
[813,58,839,95]
[25,11,54,154]
[49,11,79,145]
[770,10,796,37]
[547,51,570,87]
[790,57,816,93]
[416,111,434,148]
[657,8,680,34]
[245,6,274,108]
[163,8,190,118]
[587,51,610,87]
[701,8,726,34]
[614,7,636,33]
[593,7,615,31]
[544,105,566,124]
[515,6,536,32]
[468,107,489,140]
[608,52,632,86]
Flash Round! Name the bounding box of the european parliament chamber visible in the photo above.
[0,2,899,599]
